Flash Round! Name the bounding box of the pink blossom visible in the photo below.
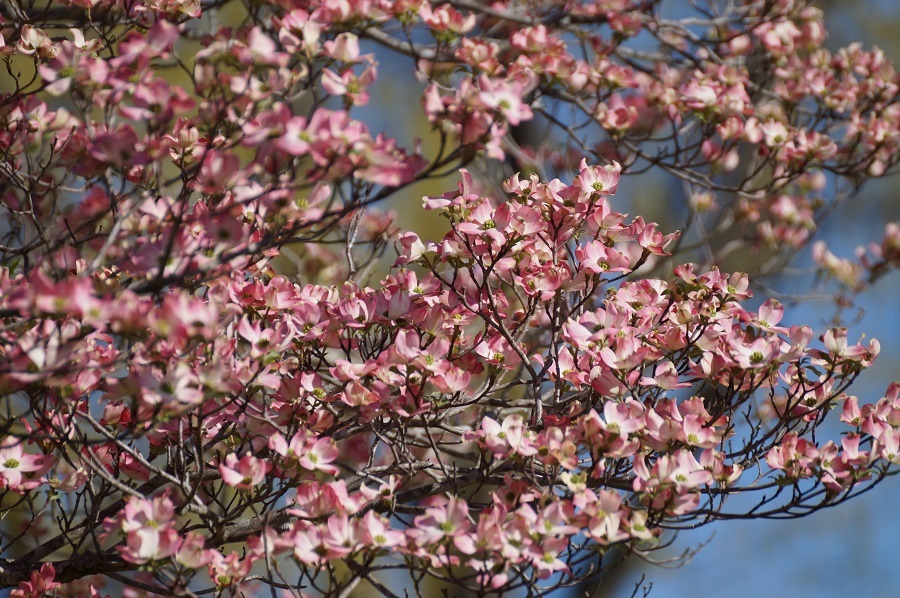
[730,334,780,369]
[576,240,631,275]
[321,63,377,106]
[419,3,476,34]
[0,439,48,492]
[219,453,272,489]
[104,493,181,564]
[411,496,472,548]
[576,159,622,195]
[527,537,570,578]
[766,433,820,480]
[288,521,324,565]
[207,550,254,590]
[16,25,56,58]
[639,361,691,390]
[481,414,537,457]
[11,564,59,598]
[476,75,534,126]
[820,327,880,364]
[175,532,213,569]
[360,511,406,549]
[321,514,365,558]
[875,428,900,465]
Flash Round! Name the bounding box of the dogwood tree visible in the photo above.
[0,0,898,596]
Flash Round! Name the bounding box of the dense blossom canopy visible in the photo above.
[0,0,898,596]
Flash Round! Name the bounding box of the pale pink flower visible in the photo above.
[16,25,56,58]
[321,64,377,106]
[760,120,790,147]
[104,493,181,564]
[0,440,47,492]
[360,511,406,549]
[411,496,472,548]
[207,550,254,589]
[576,159,622,195]
[766,433,820,480]
[639,361,691,390]
[419,3,476,34]
[288,522,324,564]
[321,514,364,558]
[219,453,272,489]
[476,75,533,126]
[527,537,569,578]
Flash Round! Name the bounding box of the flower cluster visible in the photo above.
[2,159,892,594]
[0,0,897,595]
